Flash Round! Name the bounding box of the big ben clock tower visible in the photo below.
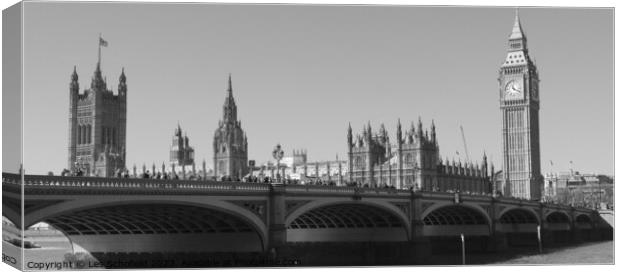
[499,10,542,200]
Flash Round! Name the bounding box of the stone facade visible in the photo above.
[252,149,348,184]
[213,75,248,180]
[499,12,542,200]
[347,119,491,192]
[170,124,195,167]
[67,61,127,177]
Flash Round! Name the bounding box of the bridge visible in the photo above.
[2,173,612,266]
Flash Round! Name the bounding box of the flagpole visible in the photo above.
[98,33,101,64]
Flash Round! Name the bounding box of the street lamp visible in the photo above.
[272,144,284,183]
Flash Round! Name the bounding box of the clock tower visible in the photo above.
[498,11,542,200]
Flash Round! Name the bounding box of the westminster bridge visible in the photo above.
[2,173,612,266]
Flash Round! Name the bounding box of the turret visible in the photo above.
[67,66,80,172]
[118,67,127,97]
[396,119,402,146]
[417,117,423,138]
[347,123,353,147]
[431,120,436,144]
[70,66,79,93]
[379,123,387,144]
[482,152,488,177]
[91,62,106,91]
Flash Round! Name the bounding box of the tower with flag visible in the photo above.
[67,35,127,177]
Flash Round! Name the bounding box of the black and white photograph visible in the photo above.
[1,0,615,270]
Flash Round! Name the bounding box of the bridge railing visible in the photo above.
[285,184,411,197]
[4,173,415,196]
[2,173,271,192]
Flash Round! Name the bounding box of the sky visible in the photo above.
[14,2,613,175]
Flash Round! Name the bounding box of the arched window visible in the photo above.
[112,127,116,146]
[77,125,82,145]
[80,125,85,145]
[87,124,91,144]
[404,154,413,166]
[354,157,363,169]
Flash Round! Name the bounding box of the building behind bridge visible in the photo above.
[544,171,614,209]
[213,75,249,181]
[250,149,348,183]
[67,59,127,177]
[169,124,195,167]
[347,119,492,193]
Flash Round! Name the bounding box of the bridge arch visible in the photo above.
[285,199,411,242]
[421,202,492,226]
[545,211,571,224]
[498,207,540,225]
[421,204,491,237]
[26,198,268,253]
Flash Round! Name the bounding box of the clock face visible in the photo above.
[504,80,523,100]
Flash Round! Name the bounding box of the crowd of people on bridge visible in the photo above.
[55,167,547,202]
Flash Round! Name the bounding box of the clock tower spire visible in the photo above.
[498,10,542,200]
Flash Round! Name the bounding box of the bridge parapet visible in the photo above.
[285,185,411,197]
[3,173,271,194]
[496,197,542,209]
[416,191,494,203]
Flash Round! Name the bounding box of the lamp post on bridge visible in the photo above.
[272,144,284,183]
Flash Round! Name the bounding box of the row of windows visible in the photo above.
[502,67,524,74]
[508,154,529,173]
[77,125,92,145]
[77,111,92,117]
[512,181,528,198]
[102,126,118,146]
[77,125,119,146]
[76,150,91,156]
[353,155,436,169]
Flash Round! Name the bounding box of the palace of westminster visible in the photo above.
[67,12,543,200]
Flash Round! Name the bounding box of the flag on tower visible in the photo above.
[99,37,108,47]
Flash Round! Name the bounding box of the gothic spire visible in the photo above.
[347,123,353,145]
[119,67,126,83]
[431,119,436,143]
[396,118,402,142]
[510,9,524,40]
[71,66,78,82]
[222,74,237,123]
[227,73,233,97]
[91,61,105,91]
[417,117,423,137]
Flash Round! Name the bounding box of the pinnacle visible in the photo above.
[510,8,524,40]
